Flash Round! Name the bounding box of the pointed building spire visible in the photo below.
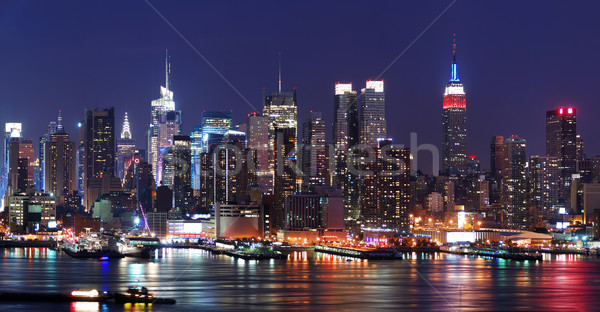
[57,109,64,132]
[450,34,459,82]
[165,49,170,91]
[278,51,282,93]
[452,33,456,63]
[121,112,132,139]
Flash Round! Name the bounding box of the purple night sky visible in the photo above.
[1,0,599,174]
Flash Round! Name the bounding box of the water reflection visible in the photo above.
[0,248,598,311]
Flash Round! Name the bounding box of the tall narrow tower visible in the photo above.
[148,50,177,184]
[359,80,386,148]
[117,112,136,180]
[442,35,467,175]
[545,107,576,202]
[333,83,359,220]
[262,53,298,232]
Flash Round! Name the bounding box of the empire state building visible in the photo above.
[442,36,467,175]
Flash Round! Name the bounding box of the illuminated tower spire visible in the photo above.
[450,34,459,82]
[278,51,282,93]
[442,33,467,176]
[165,49,170,92]
[57,109,63,132]
[121,112,132,139]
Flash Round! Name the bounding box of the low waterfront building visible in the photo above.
[412,228,501,244]
[7,192,56,234]
[277,186,347,244]
[276,229,347,244]
[146,212,168,237]
[167,219,204,239]
[201,203,264,239]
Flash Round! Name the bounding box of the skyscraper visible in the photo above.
[4,123,22,174]
[190,126,203,192]
[576,134,585,160]
[502,136,528,229]
[359,139,411,231]
[262,67,298,230]
[199,111,233,152]
[359,80,386,147]
[333,82,359,221]
[44,115,76,197]
[76,119,85,195]
[246,112,271,193]
[263,88,298,163]
[7,138,33,194]
[271,127,297,232]
[333,83,358,153]
[172,135,192,211]
[529,155,560,220]
[83,107,115,209]
[2,123,22,202]
[149,50,177,183]
[135,161,155,213]
[546,107,576,202]
[490,136,505,180]
[36,120,59,193]
[301,111,327,188]
[442,37,467,176]
[190,111,233,195]
[157,110,182,184]
[116,112,136,180]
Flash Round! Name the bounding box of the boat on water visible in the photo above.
[62,237,124,259]
[114,286,176,304]
[0,289,111,303]
[119,236,161,258]
[0,287,176,304]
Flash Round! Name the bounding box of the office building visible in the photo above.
[490,136,505,180]
[332,82,359,221]
[502,136,528,229]
[173,135,192,211]
[116,112,136,180]
[44,122,77,197]
[83,107,115,210]
[247,112,271,193]
[442,37,467,175]
[359,139,411,231]
[546,107,576,201]
[359,80,386,147]
[302,111,328,188]
[149,50,177,183]
[529,156,560,220]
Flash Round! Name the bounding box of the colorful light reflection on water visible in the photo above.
[0,248,599,311]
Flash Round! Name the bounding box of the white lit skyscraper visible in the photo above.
[359,80,386,148]
[262,79,298,196]
[333,82,359,220]
[148,50,177,183]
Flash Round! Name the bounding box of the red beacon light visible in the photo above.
[567,107,573,114]
[559,108,564,115]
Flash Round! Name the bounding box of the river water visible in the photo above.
[0,248,597,311]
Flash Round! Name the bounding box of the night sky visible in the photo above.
[1,1,599,174]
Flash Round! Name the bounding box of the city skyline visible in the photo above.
[1,1,599,175]
[2,3,600,311]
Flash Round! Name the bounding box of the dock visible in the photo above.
[440,246,542,261]
[315,245,399,260]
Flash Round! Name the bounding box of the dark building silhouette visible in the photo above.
[83,107,115,210]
